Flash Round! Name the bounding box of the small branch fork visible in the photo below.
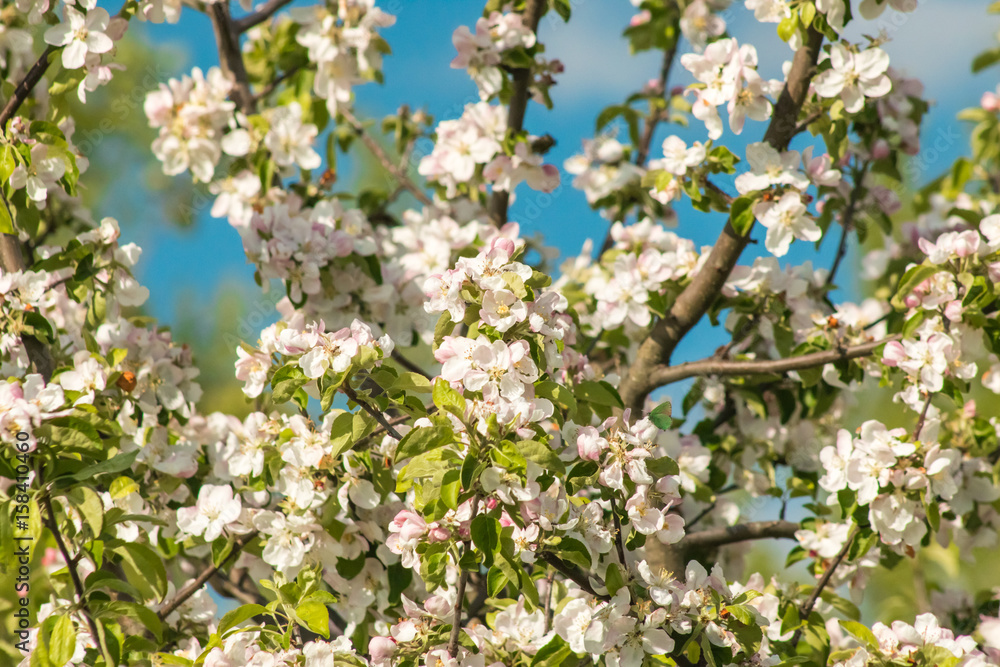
[342,383,404,440]
[617,27,827,413]
[157,531,260,620]
[0,46,56,129]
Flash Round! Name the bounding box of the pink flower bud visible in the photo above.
[882,341,906,367]
[944,300,963,322]
[871,139,891,160]
[630,9,652,26]
[368,637,397,662]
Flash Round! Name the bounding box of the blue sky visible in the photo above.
[105,0,1000,406]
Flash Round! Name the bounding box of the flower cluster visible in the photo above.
[144,66,244,182]
[451,11,537,99]
[291,0,396,115]
[236,317,393,398]
[819,421,999,551]
[680,37,781,139]
[418,102,558,198]
[564,134,644,205]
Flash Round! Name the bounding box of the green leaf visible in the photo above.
[515,440,565,474]
[391,372,432,394]
[646,456,679,477]
[487,566,508,597]
[730,194,757,236]
[550,537,591,569]
[892,264,940,310]
[113,543,168,602]
[799,1,816,27]
[531,636,573,667]
[49,615,77,667]
[271,362,308,403]
[649,401,672,430]
[433,311,457,349]
[69,450,138,482]
[296,601,330,638]
[109,477,139,501]
[726,604,754,625]
[575,380,623,408]
[65,487,104,538]
[394,425,454,462]
[840,620,879,649]
[432,377,467,418]
[972,46,1000,73]
[534,380,577,414]
[471,515,501,567]
[777,14,799,42]
[604,562,625,596]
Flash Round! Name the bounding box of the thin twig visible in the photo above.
[253,63,306,103]
[913,394,933,441]
[234,0,294,32]
[635,39,679,166]
[157,531,259,620]
[487,0,545,226]
[793,109,824,136]
[684,484,739,530]
[0,46,56,129]
[340,108,434,207]
[342,384,403,440]
[448,495,480,657]
[41,495,106,655]
[790,527,858,645]
[609,497,628,568]
[536,552,610,600]
[391,350,433,379]
[648,335,898,387]
[826,160,870,288]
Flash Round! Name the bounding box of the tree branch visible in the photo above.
[448,495,480,658]
[391,350,433,379]
[157,531,259,620]
[0,46,56,130]
[647,336,897,387]
[610,497,628,567]
[678,520,799,552]
[537,551,610,601]
[616,27,826,413]
[790,526,857,645]
[826,160,870,288]
[487,0,545,226]
[340,108,434,208]
[234,0,293,32]
[208,1,256,113]
[342,384,403,440]
[635,39,679,166]
[41,494,106,655]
